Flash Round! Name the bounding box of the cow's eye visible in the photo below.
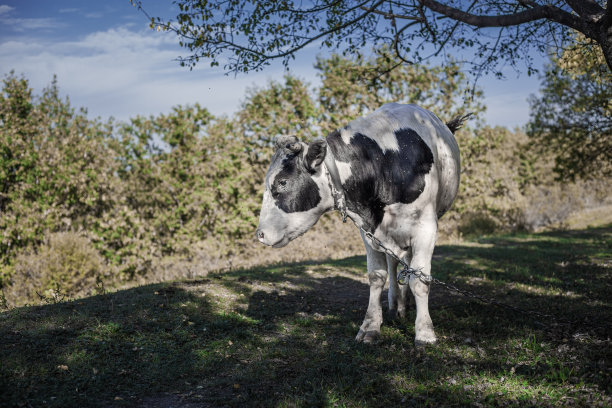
[279,180,287,187]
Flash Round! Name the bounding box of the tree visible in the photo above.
[235,49,484,161]
[314,47,484,132]
[527,38,612,180]
[119,104,261,257]
[134,0,612,76]
[0,73,123,283]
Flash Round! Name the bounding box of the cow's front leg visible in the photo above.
[409,224,437,345]
[355,236,387,344]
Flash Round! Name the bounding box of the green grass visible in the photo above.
[1,226,611,407]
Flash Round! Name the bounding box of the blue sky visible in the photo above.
[0,0,545,128]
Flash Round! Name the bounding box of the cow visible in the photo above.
[256,103,464,345]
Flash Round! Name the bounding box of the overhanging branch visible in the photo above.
[417,0,584,32]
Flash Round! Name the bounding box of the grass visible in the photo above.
[1,226,611,407]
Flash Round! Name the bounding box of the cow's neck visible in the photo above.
[323,143,377,232]
[323,138,384,233]
[323,145,348,221]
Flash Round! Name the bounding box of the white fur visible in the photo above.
[335,160,353,184]
[341,115,400,152]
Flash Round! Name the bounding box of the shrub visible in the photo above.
[440,126,611,236]
[0,73,123,284]
[457,212,499,237]
[519,179,612,231]
[6,232,106,306]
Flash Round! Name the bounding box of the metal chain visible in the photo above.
[324,153,608,331]
[348,215,608,331]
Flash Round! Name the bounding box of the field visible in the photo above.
[1,225,611,407]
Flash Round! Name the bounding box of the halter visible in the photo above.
[323,144,348,222]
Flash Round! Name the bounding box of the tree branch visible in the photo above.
[565,0,605,21]
[360,6,422,21]
[230,0,387,62]
[167,0,388,71]
[417,0,585,32]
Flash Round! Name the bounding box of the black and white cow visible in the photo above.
[256,103,462,345]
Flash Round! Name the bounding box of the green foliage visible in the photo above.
[140,1,611,78]
[237,74,319,164]
[119,108,260,257]
[315,49,484,133]
[237,49,484,157]
[1,48,610,305]
[446,127,534,235]
[239,75,318,144]
[0,74,261,293]
[441,125,612,237]
[0,73,123,283]
[528,42,612,181]
[6,232,105,305]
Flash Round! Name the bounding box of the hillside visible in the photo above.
[1,225,610,407]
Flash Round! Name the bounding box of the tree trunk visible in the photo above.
[602,39,612,72]
[603,0,612,72]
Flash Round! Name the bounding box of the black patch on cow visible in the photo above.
[271,154,321,213]
[326,128,434,231]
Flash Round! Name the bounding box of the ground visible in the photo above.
[1,226,611,407]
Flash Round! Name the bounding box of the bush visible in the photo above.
[440,126,611,237]
[457,212,499,237]
[441,126,533,237]
[0,73,123,284]
[2,61,610,307]
[519,179,612,231]
[5,232,106,306]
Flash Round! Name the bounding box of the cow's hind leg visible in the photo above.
[409,222,437,346]
[387,254,410,320]
[355,233,387,344]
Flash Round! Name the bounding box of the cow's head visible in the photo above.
[256,135,333,247]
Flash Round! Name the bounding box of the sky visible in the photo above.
[0,0,545,129]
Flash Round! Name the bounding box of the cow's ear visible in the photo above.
[304,139,327,173]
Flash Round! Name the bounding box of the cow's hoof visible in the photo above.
[414,333,437,347]
[355,329,380,344]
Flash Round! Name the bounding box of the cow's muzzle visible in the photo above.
[256,228,288,247]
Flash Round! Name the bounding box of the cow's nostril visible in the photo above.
[256,229,264,240]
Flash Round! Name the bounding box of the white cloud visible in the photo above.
[0,4,64,32]
[0,22,536,128]
[0,4,14,15]
[0,26,317,122]
[84,12,104,19]
[0,4,63,31]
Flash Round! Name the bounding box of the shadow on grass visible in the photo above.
[1,226,610,407]
[433,225,612,328]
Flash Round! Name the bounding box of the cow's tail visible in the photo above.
[446,112,474,134]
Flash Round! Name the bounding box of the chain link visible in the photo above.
[352,216,608,331]
[325,154,608,331]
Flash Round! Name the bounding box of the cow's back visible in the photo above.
[385,104,460,218]
[326,103,460,230]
